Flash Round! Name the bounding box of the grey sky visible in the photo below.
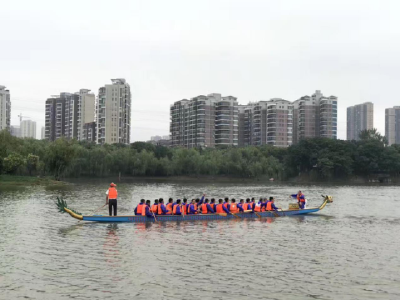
[1,0,399,141]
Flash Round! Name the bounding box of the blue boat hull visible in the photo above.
[82,207,321,223]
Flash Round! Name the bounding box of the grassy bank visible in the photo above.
[0,175,67,186]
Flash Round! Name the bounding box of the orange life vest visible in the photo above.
[201,203,208,214]
[297,194,306,202]
[261,204,266,212]
[166,203,173,213]
[223,203,229,209]
[243,203,250,210]
[137,203,144,214]
[254,203,261,212]
[230,203,238,213]
[108,187,118,199]
[182,204,187,215]
[173,205,180,215]
[157,204,164,215]
[266,201,273,211]
[142,205,148,216]
[151,204,158,213]
[210,203,215,211]
[216,204,224,213]
[194,203,198,211]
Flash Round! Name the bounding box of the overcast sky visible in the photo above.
[1,0,399,141]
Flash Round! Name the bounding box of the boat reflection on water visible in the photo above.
[103,224,121,270]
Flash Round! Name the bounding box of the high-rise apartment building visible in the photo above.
[45,95,66,141]
[237,99,293,147]
[0,86,11,131]
[170,93,238,148]
[45,89,97,142]
[347,102,373,141]
[385,106,400,146]
[20,120,36,138]
[64,92,79,139]
[292,90,337,144]
[77,89,95,141]
[266,99,293,147]
[96,79,131,145]
[11,125,20,137]
[238,104,253,146]
[82,122,96,142]
[41,126,45,139]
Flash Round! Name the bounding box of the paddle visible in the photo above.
[232,213,241,219]
[151,210,158,222]
[279,208,286,217]
[270,210,279,217]
[91,204,107,215]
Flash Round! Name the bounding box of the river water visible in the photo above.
[0,179,399,300]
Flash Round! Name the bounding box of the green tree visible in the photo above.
[359,128,388,145]
[3,153,25,174]
[26,154,39,176]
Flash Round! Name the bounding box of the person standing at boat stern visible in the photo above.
[106,183,118,216]
[290,191,306,209]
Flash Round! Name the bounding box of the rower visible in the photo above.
[290,191,306,209]
[106,182,118,216]
[243,198,251,211]
[188,199,198,215]
[166,198,173,214]
[261,198,267,212]
[151,199,159,215]
[223,198,230,211]
[135,199,146,215]
[142,200,154,217]
[210,198,216,211]
[230,199,239,213]
[173,199,183,215]
[157,198,168,215]
[193,194,205,212]
[216,199,230,214]
[266,197,279,211]
[182,198,188,215]
[201,198,215,214]
[238,199,245,212]
[251,197,256,210]
[254,198,262,212]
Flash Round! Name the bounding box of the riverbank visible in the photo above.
[0,175,67,187]
[1,173,398,187]
[62,174,400,185]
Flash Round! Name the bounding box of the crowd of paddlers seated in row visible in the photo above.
[134,195,281,217]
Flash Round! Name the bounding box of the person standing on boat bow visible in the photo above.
[290,191,306,209]
[106,182,118,216]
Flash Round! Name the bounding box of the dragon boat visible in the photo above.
[56,195,333,223]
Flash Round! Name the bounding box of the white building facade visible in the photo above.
[96,79,131,145]
[20,120,36,138]
[41,126,45,139]
[77,89,95,141]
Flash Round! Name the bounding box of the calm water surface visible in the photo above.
[0,180,399,300]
